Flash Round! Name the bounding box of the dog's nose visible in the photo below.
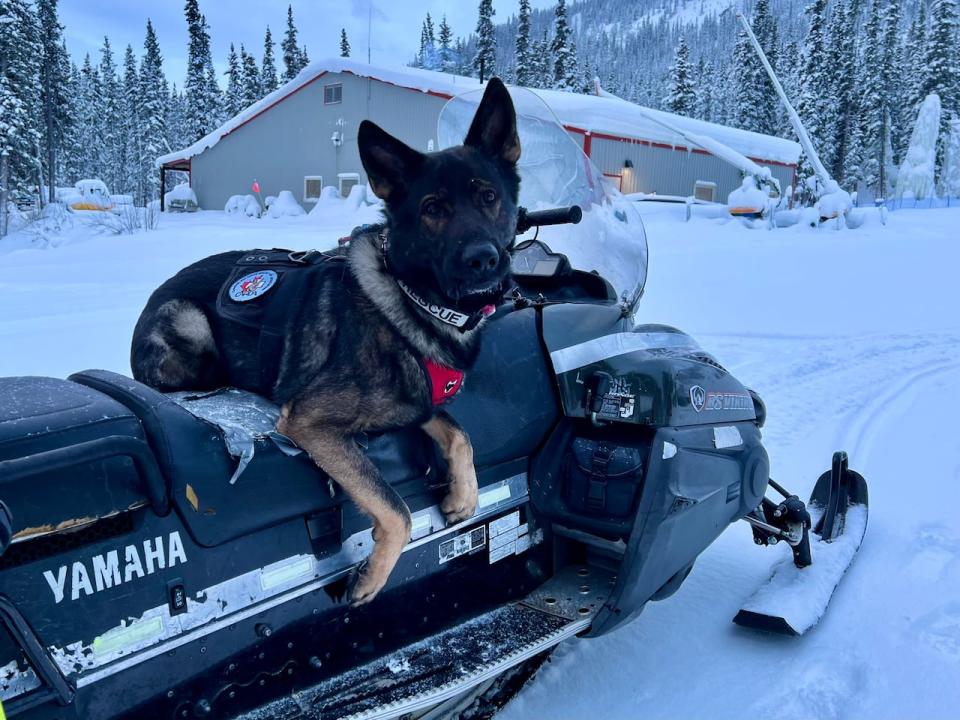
[463,243,499,274]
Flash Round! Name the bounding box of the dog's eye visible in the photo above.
[480,188,497,206]
[422,199,444,217]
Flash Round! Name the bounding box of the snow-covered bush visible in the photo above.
[266,190,305,218]
[896,94,941,201]
[225,194,262,218]
[264,195,276,209]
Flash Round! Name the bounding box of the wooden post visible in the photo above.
[159,166,166,212]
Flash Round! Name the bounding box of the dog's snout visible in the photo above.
[463,243,499,274]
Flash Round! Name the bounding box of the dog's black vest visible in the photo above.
[214,248,348,396]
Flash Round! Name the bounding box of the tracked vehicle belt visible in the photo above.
[214,249,348,396]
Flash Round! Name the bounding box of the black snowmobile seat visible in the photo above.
[68,370,438,548]
[0,376,164,542]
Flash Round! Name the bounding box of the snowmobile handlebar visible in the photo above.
[516,205,583,234]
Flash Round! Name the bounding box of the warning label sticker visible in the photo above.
[439,526,486,564]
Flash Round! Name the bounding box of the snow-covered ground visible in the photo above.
[3,203,959,718]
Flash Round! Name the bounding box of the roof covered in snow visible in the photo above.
[157,58,801,169]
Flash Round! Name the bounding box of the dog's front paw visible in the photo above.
[441,479,478,525]
[350,563,389,606]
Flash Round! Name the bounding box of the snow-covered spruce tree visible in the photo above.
[184,0,219,142]
[663,37,695,115]
[535,31,551,89]
[60,59,83,185]
[119,44,141,199]
[438,16,453,72]
[262,27,278,94]
[694,58,716,122]
[139,19,168,203]
[551,0,579,91]
[824,0,857,184]
[775,40,801,136]
[282,5,307,81]
[454,38,470,76]
[735,0,779,135]
[98,37,123,192]
[896,93,941,199]
[919,0,959,180]
[474,0,496,80]
[340,29,350,58]
[731,28,761,130]
[940,117,960,197]
[69,54,102,182]
[223,44,242,120]
[514,0,533,87]
[882,0,904,169]
[240,46,261,109]
[37,0,70,202]
[165,82,187,156]
[0,0,42,232]
[418,14,439,69]
[901,2,928,138]
[795,0,832,183]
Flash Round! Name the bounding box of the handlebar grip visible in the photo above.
[516,205,583,234]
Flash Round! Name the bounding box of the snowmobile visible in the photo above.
[0,89,868,720]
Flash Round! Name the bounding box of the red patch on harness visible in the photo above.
[424,358,464,405]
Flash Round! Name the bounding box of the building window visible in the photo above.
[304,176,323,203]
[338,172,360,198]
[324,83,343,105]
[694,181,717,203]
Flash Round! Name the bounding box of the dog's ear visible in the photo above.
[359,120,425,202]
[464,77,521,166]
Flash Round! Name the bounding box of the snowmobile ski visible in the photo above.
[734,452,868,636]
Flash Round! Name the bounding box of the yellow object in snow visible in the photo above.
[70,201,114,211]
[729,206,764,218]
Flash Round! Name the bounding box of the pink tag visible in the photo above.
[482,305,496,316]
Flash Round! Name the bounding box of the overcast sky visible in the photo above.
[60,0,556,84]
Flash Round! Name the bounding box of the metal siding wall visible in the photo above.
[191,74,447,210]
[589,137,746,199]
[190,75,798,210]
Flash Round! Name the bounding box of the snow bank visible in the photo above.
[225,194,262,218]
[896,94,941,201]
[157,58,801,169]
[266,190,305,218]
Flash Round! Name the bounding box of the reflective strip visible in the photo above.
[92,616,164,657]
[260,556,314,591]
[549,332,699,374]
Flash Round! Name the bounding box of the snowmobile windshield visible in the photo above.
[438,86,648,312]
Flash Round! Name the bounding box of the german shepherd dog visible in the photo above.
[130,79,520,604]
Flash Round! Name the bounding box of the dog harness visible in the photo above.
[215,245,467,405]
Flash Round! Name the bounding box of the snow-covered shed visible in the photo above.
[158,59,800,211]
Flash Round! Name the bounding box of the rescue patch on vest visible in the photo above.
[229,270,278,302]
